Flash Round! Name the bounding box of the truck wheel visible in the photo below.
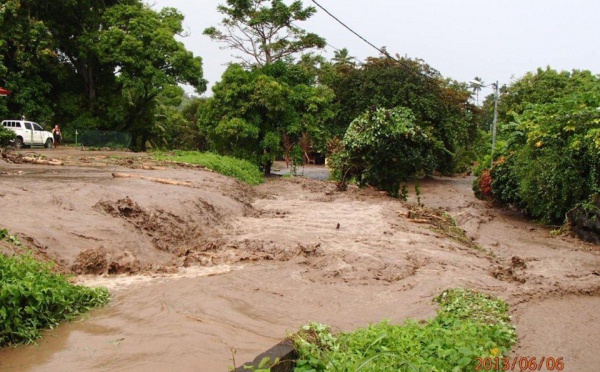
[45,138,53,148]
[14,137,23,149]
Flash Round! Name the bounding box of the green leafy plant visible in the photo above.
[331,106,438,197]
[198,61,334,175]
[473,68,600,224]
[0,125,16,148]
[0,250,110,347]
[154,151,264,185]
[292,288,516,372]
[241,356,281,372]
[414,181,422,207]
[328,56,480,174]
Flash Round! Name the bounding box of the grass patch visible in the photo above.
[0,229,110,347]
[154,151,264,185]
[291,288,516,372]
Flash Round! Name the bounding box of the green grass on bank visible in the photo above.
[0,230,110,347]
[290,288,516,372]
[154,151,264,185]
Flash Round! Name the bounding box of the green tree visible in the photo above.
[474,67,600,223]
[332,48,356,67]
[330,106,437,197]
[328,56,478,173]
[180,96,210,150]
[91,4,206,149]
[0,0,58,122]
[0,1,205,148]
[200,61,334,174]
[469,76,484,106]
[204,0,326,67]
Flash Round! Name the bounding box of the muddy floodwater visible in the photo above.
[0,149,599,371]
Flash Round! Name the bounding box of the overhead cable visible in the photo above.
[310,0,396,60]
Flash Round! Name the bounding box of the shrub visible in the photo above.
[292,288,516,372]
[0,251,110,347]
[154,151,264,185]
[330,106,438,197]
[0,125,16,148]
[474,169,493,200]
[473,68,600,224]
[489,155,525,209]
[513,146,592,223]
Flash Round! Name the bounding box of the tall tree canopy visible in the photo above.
[93,3,206,148]
[204,0,326,67]
[0,0,206,149]
[327,56,478,174]
[199,61,334,174]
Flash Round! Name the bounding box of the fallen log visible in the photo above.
[409,218,431,224]
[111,172,192,187]
[22,156,64,166]
[142,165,167,171]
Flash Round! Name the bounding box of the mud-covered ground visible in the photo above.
[0,148,599,371]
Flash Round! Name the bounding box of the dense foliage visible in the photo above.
[292,288,516,372]
[0,124,15,147]
[327,57,480,174]
[0,230,110,347]
[199,61,334,174]
[330,106,438,197]
[0,0,206,150]
[154,151,264,185]
[474,68,600,223]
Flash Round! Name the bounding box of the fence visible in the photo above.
[71,129,132,149]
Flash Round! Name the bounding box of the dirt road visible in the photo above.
[0,149,598,371]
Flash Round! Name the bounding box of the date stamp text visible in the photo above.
[475,357,565,371]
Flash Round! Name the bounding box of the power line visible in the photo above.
[310,0,442,81]
[310,0,395,60]
[290,21,342,53]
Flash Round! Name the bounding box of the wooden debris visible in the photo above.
[409,218,430,224]
[111,172,192,186]
[21,156,64,166]
[142,165,167,171]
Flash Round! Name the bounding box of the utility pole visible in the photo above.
[491,81,499,168]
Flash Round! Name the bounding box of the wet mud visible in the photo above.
[0,149,599,371]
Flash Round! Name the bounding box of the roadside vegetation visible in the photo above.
[473,68,600,239]
[292,289,515,372]
[0,229,110,348]
[0,125,16,148]
[154,151,264,185]
[241,288,515,371]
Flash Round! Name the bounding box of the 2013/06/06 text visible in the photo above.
[475,357,565,371]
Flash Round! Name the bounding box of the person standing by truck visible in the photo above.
[51,125,62,148]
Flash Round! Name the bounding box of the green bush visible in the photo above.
[154,151,264,185]
[489,155,525,210]
[292,288,516,372]
[0,125,16,148]
[473,68,600,224]
[514,146,594,223]
[0,251,110,347]
[330,106,438,197]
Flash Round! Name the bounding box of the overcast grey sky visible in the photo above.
[150,0,600,97]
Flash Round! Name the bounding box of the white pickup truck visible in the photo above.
[1,119,54,148]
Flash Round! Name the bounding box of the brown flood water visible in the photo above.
[1,151,599,371]
[0,262,436,371]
